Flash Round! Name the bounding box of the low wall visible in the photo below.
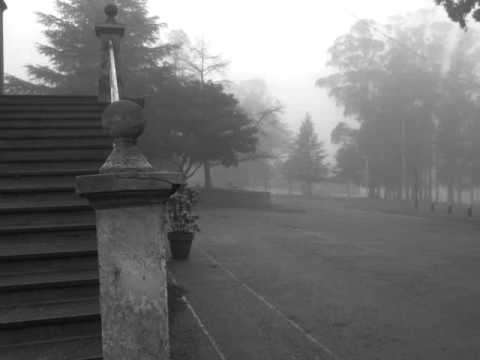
[198,188,271,209]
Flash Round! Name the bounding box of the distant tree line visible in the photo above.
[5,0,293,190]
[318,9,480,205]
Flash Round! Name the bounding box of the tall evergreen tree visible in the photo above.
[283,114,328,196]
[27,0,172,95]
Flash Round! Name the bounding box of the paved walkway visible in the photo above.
[169,199,480,359]
[170,249,334,360]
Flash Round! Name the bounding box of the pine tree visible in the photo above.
[283,114,328,195]
[27,0,172,95]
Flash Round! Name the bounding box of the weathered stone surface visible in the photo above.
[99,100,152,173]
[77,171,182,360]
[96,203,169,360]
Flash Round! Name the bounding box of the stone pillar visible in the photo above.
[0,1,7,95]
[96,3,125,103]
[76,100,181,360]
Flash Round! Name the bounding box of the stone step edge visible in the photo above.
[0,202,90,213]
[0,169,98,177]
[0,334,101,350]
[0,249,97,262]
[0,223,95,235]
[0,271,99,292]
[0,298,100,328]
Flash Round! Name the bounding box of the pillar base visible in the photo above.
[76,170,181,360]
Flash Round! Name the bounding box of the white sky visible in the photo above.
[5,0,437,155]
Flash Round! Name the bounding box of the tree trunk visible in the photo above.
[456,178,462,205]
[427,166,432,202]
[414,167,419,210]
[203,161,212,190]
[448,179,454,205]
[305,182,312,197]
[347,182,352,199]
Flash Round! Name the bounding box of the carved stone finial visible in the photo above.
[105,3,118,22]
[100,100,153,173]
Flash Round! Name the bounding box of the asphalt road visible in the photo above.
[170,197,480,360]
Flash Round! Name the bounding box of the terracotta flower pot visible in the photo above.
[168,231,194,260]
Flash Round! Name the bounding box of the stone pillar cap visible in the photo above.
[95,3,124,37]
[76,171,183,209]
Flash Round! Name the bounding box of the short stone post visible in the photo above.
[96,4,125,102]
[76,100,181,360]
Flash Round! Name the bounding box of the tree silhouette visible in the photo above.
[282,114,328,196]
[435,0,480,27]
[26,0,172,95]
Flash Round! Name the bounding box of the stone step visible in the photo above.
[0,137,110,150]
[0,149,109,163]
[0,168,98,178]
[0,112,101,121]
[0,185,81,203]
[0,122,102,130]
[0,184,76,193]
[0,254,98,277]
[0,231,96,260]
[0,128,107,138]
[0,169,99,189]
[0,161,104,172]
[0,269,98,293]
[0,335,102,360]
[0,283,99,309]
[0,297,99,327]
[0,188,85,201]
[0,104,104,112]
[0,223,95,236]
[0,203,94,227]
[0,95,101,105]
[0,315,101,347]
[0,175,79,188]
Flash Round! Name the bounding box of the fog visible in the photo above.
[4,1,480,360]
[6,0,435,156]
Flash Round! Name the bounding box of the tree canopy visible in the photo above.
[318,11,480,202]
[436,0,480,27]
[22,0,172,95]
[141,79,258,181]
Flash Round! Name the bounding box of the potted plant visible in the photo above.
[165,186,200,260]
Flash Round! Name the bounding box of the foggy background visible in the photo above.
[5,0,435,158]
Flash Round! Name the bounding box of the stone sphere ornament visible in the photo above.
[105,3,118,19]
[102,100,145,141]
[100,100,153,173]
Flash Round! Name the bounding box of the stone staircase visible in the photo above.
[0,95,109,359]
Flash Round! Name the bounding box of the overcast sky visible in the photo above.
[5,0,437,155]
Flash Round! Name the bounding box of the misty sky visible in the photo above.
[5,0,437,156]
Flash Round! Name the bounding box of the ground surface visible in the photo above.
[169,195,480,360]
